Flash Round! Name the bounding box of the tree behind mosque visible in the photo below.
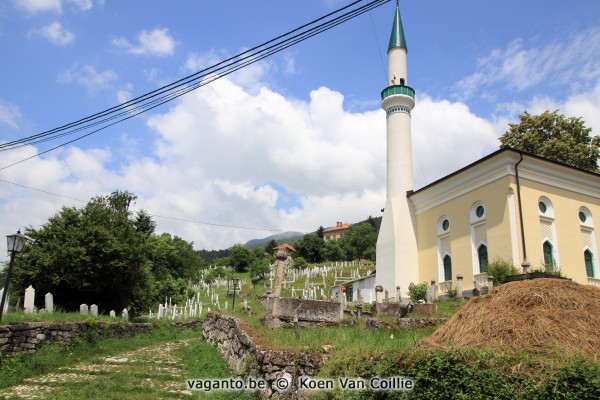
[499,110,599,172]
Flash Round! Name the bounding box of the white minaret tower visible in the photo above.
[375,2,419,296]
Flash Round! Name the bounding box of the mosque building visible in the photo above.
[373,3,600,298]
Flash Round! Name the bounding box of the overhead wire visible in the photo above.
[0,0,390,158]
[0,178,282,232]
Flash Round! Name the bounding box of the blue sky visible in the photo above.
[1,0,599,258]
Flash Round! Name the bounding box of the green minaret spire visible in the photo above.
[388,2,407,51]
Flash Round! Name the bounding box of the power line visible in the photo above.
[0,0,391,171]
[0,178,282,232]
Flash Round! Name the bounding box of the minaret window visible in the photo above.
[399,78,405,85]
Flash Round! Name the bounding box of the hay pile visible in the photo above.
[421,279,600,359]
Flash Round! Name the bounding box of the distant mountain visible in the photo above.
[244,231,305,249]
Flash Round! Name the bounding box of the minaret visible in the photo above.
[375,2,419,296]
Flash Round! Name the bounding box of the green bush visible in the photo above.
[486,258,519,285]
[319,349,600,400]
[408,282,428,303]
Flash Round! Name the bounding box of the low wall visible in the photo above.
[203,312,324,399]
[269,297,343,322]
[373,303,437,316]
[0,320,203,356]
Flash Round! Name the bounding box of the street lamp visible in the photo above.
[0,231,31,322]
[231,277,239,311]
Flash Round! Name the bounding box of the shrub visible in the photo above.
[409,282,428,302]
[486,258,519,285]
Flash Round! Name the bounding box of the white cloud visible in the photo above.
[0,100,22,129]
[67,0,93,11]
[412,95,499,186]
[184,49,274,93]
[29,22,75,45]
[57,64,117,91]
[7,73,586,259]
[116,83,133,104]
[113,28,177,57]
[14,0,62,14]
[455,28,600,100]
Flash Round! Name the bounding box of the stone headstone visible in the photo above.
[24,285,35,314]
[122,308,128,320]
[456,274,464,299]
[396,286,402,303]
[426,285,434,304]
[384,289,389,303]
[0,290,8,313]
[90,304,98,317]
[272,250,289,298]
[80,304,89,315]
[45,292,54,313]
[488,276,495,291]
[375,285,383,304]
[158,304,165,319]
[472,287,480,297]
[110,310,116,317]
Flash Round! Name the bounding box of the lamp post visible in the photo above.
[1,231,31,322]
[231,277,239,311]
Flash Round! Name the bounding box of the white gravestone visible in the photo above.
[90,304,98,317]
[45,292,54,313]
[110,310,116,317]
[122,308,128,320]
[80,304,89,315]
[24,285,35,314]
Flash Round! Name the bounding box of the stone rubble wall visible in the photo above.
[0,320,202,356]
[203,312,323,399]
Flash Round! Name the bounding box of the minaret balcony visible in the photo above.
[381,85,415,101]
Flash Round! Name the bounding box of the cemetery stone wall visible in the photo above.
[203,312,323,399]
[0,321,202,356]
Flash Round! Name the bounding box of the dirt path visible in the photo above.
[0,339,195,399]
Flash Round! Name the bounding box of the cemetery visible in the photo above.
[2,241,600,398]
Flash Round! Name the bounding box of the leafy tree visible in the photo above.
[133,210,156,235]
[499,110,599,172]
[296,234,324,263]
[11,191,155,315]
[229,243,255,272]
[316,226,325,240]
[147,233,204,280]
[292,257,308,270]
[264,239,278,255]
[249,258,271,289]
[339,223,377,260]
[322,240,346,261]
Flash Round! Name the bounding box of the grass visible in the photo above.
[0,323,196,390]
[0,324,259,399]
[1,310,120,325]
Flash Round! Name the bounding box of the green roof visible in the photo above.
[388,5,407,51]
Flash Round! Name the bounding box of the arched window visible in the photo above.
[437,216,451,283]
[443,255,452,282]
[579,207,597,279]
[471,202,488,275]
[543,240,555,269]
[478,244,488,273]
[539,197,559,270]
[585,250,595,278]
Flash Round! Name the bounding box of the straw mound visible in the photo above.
[421,279,600,359]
